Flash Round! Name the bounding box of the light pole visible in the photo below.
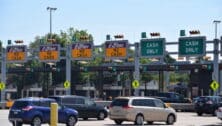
[47,7,57,39]
[213,20,221,39]
[212,20,221,95]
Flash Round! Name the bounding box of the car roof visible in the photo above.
[49,95,88,99]
[16,97,55,102]
[115,96,157,100]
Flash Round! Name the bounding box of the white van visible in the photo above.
[109,96,177,125]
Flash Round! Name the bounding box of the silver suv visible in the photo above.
[109,97,177,125]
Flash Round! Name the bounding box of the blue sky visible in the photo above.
[1,0,222,51]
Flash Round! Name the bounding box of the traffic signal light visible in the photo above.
[47,39,56,43]
[108,66,116,72]
[141,32,147,38]
[80,36,89,41]
[25,67,33,72]
[114,34,124,39]
[150,32,160,37]
[189,30,200,35]
[106,34,111,40]
[80,67,88,72]
[15,40,23,44]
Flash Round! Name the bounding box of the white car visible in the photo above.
[109,96,177,125]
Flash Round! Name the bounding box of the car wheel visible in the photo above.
[83,117,88,120]
[197,112,203,116]
[66,115,77,126]
[12,122,22,126]
[166,114,175,125]
[135,114,144,125]
[114,120,123,125]
[31,116,42,126]
[212,109,217,116]
[97,111,106,120]
[147,121,153,124]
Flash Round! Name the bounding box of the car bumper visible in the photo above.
[109,113,134,121]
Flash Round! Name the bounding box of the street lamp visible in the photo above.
[47,7,57,39]
[213,20,221,39]
[212,20,221,96]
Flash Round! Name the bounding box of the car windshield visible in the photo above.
[158,93,171,98]
[111,99,129,107]
[12,101,29,109]
[197,97,210,102]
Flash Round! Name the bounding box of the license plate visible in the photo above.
[14,111,18,114]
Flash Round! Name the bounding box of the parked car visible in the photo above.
[49,95,108,120]
[8,97,78,126]
[194,96,222,116]
[156,92,190,103]
[109,96,177,125]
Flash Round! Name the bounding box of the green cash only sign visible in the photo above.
[140,38,165,58]
[178,36,206,57]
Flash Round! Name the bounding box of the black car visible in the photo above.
[8,97,78,126]
[156,92,190,103]
[49,95,108,120]
[194,96,222,116]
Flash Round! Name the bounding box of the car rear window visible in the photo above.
[111,99,129,107]
[12,101,29,109]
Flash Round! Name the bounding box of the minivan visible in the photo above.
[109,96,177,125]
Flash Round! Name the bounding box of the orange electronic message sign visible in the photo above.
[72,43,92,60]
[6,45,27,62]
[105,40,128,59]
[39,45,60,62]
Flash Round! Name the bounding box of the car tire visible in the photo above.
[135,114,144,125]
[83,117,88,120]
[31,116,42,126]
[66,115,77,126]
[147,121,153,124]
[166,114,175,125]
[13,122,22,126]
[97,111,106,120]
[197,112,203,116]
[114,120,123,125]
[212,109,217,116]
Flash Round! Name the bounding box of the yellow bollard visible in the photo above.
[50,103,58,126]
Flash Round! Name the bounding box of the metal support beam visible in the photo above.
[134,43,140,96]
[1,49,6,102]
[66,45,71,95]
[213,39,219,95]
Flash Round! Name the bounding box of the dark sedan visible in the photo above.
[49,95,108,120]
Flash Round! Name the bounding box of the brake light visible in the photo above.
[22,106,33,111]
[122,105,133,109]
[206,101,213,104]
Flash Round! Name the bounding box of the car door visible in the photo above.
[39,100,51,123]
[85,99,98,117]
[152,99,168,121]
[75,98,88,118]
[132,99,154,121]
